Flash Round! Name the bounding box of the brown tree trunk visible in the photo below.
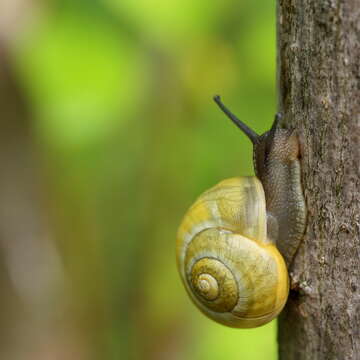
[277,0,360,359]
[0,3,90,358]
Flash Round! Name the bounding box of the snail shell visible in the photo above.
[176,177,289,328]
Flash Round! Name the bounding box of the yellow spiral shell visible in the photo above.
[176,177,289,328]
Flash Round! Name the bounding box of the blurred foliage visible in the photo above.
[11,0,277,359]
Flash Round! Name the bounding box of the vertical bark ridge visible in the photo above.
[277,1,360,359]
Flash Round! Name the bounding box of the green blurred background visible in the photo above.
[0,0,278,359]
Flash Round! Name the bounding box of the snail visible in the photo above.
[176,96,306,328]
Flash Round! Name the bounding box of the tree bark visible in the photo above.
[277,1,360,359]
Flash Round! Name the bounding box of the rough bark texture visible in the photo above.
[277,1,360,359]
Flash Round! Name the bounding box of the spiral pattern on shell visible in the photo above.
[176,177,289,328]
[190,257,238,312]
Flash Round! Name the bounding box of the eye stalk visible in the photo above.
[213,95,259,144]
[270,112,283,133]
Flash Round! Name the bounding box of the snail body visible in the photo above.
[176,96,306,328]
